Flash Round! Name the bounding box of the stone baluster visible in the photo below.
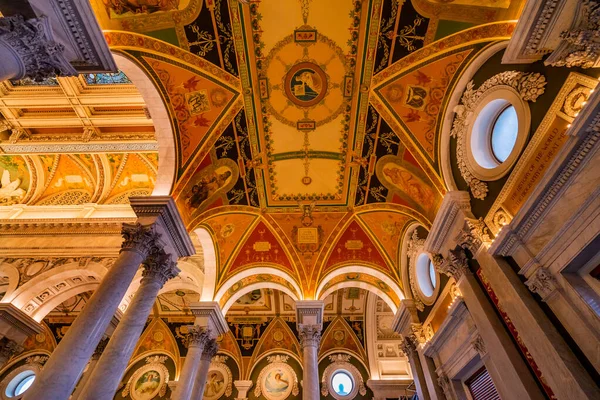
[79,251,180,400]
[0,15,75,81]
[22,223,164,400]
[233,380,253,400]
[171,326,210,400]
[191,338,219,400]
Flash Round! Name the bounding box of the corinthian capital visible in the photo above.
[121,223,165,258]
[525,267,558,301]
[141,251,180,286]
[184,326,210,348]
[435,248,470,281]
[201,338,219,361]
[298,324,322,349]
[399,336,417,357]
[0,15,76,80]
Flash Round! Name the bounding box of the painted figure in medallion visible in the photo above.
[185,167,233,210]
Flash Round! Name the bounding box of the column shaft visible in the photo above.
[298,325,321,400]
[476,250,600,399]
[458,272,544,399]
[402,341,430,400]
[80,252,179,400]
[191,339,218,400]
[171,327,209,400]
[22,246,147,400]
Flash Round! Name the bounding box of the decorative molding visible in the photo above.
[0,303,43,339]
[0,142,158,154]
[545,0,600,68]
[450,71,546,199]
[456,218,491,254]
[434,248,470,282]
[525,267,559,301]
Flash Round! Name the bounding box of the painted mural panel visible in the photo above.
[0,155,29,206]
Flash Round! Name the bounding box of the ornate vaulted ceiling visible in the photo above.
[1,0,526,302]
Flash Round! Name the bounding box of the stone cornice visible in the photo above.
[0,303,43,339]
[0,220,132,236]
[189,302,228,337]
[295,300,324,328]
[129,196,195,258]
[424,191,472,254]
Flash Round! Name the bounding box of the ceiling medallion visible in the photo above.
[301,176,312,185]
[284,62,328,107]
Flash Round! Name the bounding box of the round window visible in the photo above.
[491,105,518,163]
[416,253,436,298]
[331,370,354,397]
[5,370,35,398]
[466,89,529,182]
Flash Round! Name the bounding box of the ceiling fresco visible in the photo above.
[95,1,520,301]
[0,1,525,305]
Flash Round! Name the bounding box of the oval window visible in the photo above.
[416,253,436,297]
[491,105,518,163]
[5,370,36,398]
[331,370,353,396]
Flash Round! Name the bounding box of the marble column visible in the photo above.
[475,248,600,399]
[171,326,210,400]
[23,223,164,400]
[0,15,75,81]
[79,251,180,400]
[233,380,253,400]
[71,337,109,400]
[434,249,545,400]
[298,324,321,400]
[399,336,430,400]
[191,338,219,400]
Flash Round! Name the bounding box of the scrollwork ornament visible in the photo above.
[450,71,547,199]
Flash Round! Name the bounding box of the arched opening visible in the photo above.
[112,53,176,196]
[316,266,404,314]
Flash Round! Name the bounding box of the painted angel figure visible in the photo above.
[0,169,25,204]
